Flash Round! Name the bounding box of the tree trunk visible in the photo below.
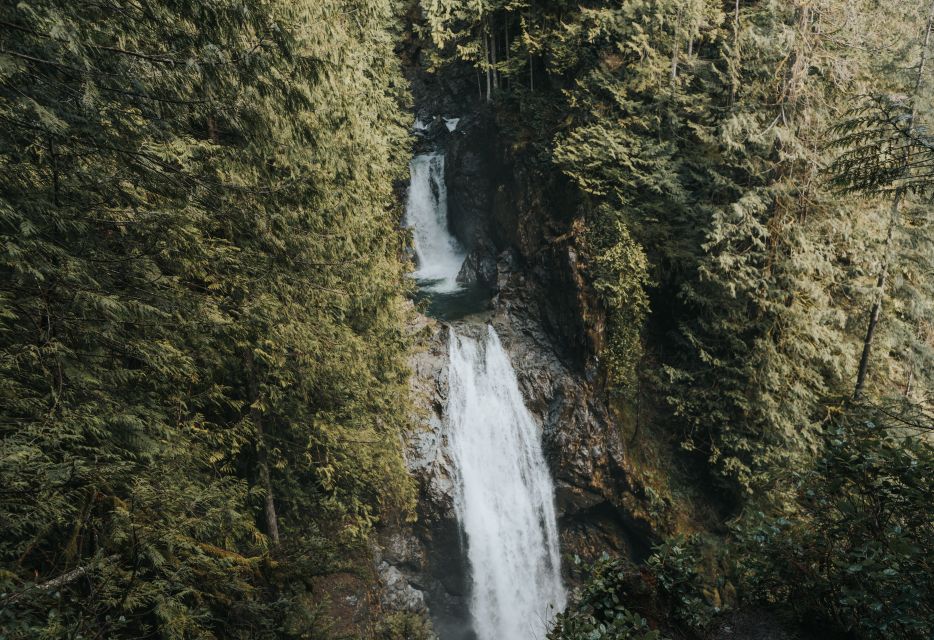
[485,32,492,102]
[207,116,219,143]
[853,200,897,399]
[527,11,534,92]
[258,438,280,545]
[491,21,499,92]
[4,555,119,604]
[670,42,679,83]
[505,18,510,61]
[671,9,681,83]
[244,349,280,544]
[853,0,934,398]
[915,0,934,97]
[731,0,740,103]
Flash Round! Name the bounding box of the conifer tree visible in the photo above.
[0,1,415,637]
[829,0,934,400]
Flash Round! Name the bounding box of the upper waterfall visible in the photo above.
[447,326,566,640]
[405,153,465,293]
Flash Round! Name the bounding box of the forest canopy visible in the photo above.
[0,1,415,637]
[417,0,934,638]
[2,0,933,639]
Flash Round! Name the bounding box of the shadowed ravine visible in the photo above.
[405,132,566,639]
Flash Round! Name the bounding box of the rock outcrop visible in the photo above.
[372,313,470,639]
[490,257,655,566]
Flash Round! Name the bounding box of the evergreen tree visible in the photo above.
[0,1,415,637]
[420,0,934,492]
[829,0,934,401]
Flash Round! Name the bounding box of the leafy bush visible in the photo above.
[648,535,721,631]
[374,612,435,640]
[549,557,670,640]
[734,405,934,639]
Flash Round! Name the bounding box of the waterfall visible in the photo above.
[405,154,465,292]
[447,326,566,640]
[404,144,563,637]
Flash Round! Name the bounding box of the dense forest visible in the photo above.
[1,1,932,640]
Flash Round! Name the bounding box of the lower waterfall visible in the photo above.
[447,326,566,640]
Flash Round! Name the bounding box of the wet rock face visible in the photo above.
[488,261,655,568]
[407,318,456,518]
[387,49,655,631]
[411,111,500,292]
[389,303,654,615]
[376,314,472,637]
[444,117,494,252]
[455,241,497,289]
[426,109,596,371]
[379,561,427,613]
[411,83,646,566]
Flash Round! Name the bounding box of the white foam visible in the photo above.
[447,327,566,640]
[404,154,465,292]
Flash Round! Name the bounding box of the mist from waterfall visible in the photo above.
[405,153,465,293]
[447,327,566,640]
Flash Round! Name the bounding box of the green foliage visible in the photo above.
[381,4,934,640]
[418,0,934,496]
[418,4,934,634]
[549,557,671,640]
[558,402,934,640]
[733,403,934,639]
[0,0,414,637]
[551,539,720,640]
[373,611,435,640]
[582,207,650,394]
[829,94,934,197]
[647,536,720,631]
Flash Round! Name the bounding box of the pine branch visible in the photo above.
[0,555,119,605]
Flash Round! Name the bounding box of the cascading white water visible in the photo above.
[447,327,566,640]
[404,143,563,637]
[405,154,465,292]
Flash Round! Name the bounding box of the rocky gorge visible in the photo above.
[369,60,667,638]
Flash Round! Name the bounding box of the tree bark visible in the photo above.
[915,0,934,97]
[853,197,898,399]
[485,31,492,102]
[244,349,280,544]
[527,11,534,92]
[670,42,679,83]
[258,440,280,545]
[731,0,740,104]
[207,116,219,143]
[491,20,499,92]
[3,555,119,604]
[671,9,681,83]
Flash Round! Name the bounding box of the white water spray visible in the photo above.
[405,154,465,292]
[447,327,566,640]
